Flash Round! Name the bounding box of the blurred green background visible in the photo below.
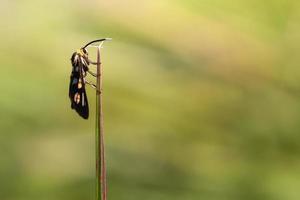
[1,0,300,200]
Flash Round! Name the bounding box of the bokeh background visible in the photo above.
[1,0,300,200]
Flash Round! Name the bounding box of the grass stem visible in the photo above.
[95,43,107,200]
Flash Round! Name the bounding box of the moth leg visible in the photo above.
[85,80,97,89]
[85,80,102,94]
[87,70,99,77]
[87,58,101,65]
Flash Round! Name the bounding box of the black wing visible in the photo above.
[69,52,89,119]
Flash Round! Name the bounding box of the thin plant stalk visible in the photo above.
[95,42,107,200]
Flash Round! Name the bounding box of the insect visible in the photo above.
[69,39,107,119]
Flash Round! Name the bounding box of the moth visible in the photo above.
[69,39,109,119]
[69,48,89,119]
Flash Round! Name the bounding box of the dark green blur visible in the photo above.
[1,0,300,200]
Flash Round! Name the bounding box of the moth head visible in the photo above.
[76,48,88,57]
[82,48,88,55]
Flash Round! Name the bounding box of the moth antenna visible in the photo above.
[82,38,112,49]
